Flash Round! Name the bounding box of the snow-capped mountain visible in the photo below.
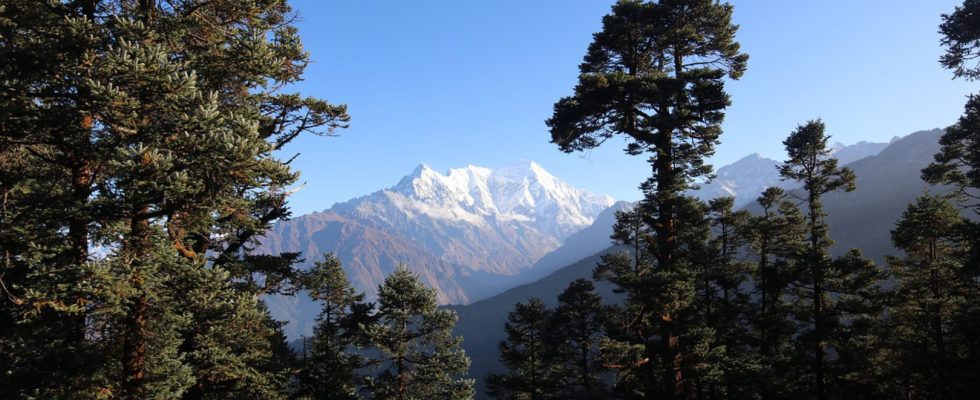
[688,153,790,208]
[321,160,615,279]
[689,139,891,208]
[353,160,614,238]
[259,161,615,337]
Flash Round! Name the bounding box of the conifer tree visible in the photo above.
[923,2,980,384]
[743,188,805,399]
[299,254,370,400]
[486,297,558,400]
[779,120,853,399]
[547,1,747,397]
[547,279,609,400]
[885,195,977,398]
[778,120,885,399]
[363,266,474,400]
[938,0,980,81]
[0,0,347,397]
[699,197,756,399]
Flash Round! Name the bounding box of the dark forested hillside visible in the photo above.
[453,127,968,398]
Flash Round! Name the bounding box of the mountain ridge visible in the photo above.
[259,161,616,338]
[453,128,950,397]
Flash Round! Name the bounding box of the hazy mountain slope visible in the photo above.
[822,128,949,262]
[453,128,949,396]
[688,139,888,209]
[515,201,633,282]
[450,247,623,397]
[829,139,890,166]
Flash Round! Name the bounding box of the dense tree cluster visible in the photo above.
[296,260,473,400]
[498,0,980,399]
[3,0,980,399]
[0,0,353,398]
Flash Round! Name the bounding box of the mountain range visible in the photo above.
[688,138,892,208]
[451,128,950,396]
[259,160,614,338]
[262,130,915,340]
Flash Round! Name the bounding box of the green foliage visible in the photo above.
[940,0,980,81]
[0,0,346,397]
[778,120,886,399]
[548,1,747,395]
[488,281,611,400]
[298,254,369,400]
[696,197,758,398]
[547,279,610,400]
[362,266,474,400]
[742,188,806,398]
[486,298,558,400]
[923,94,980,206]
[926,0,980,213]
[884,195,978,398]
[548,0,747,188]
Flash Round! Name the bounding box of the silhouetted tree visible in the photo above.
[779,120,885,399]
[486,297,558,400]
[885,195,977,398]
[743,188,805,399]
[547,1,747,396]
[548,279,610,400]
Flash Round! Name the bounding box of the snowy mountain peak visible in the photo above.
[360,161,614,239]
[688,137,894,208]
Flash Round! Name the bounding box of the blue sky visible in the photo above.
[278,0,974,216]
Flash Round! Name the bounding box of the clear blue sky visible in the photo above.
[278,0,974,216]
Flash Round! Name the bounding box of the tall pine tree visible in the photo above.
[885,195,977,398]
[743,187,805,399]
[547,1,747,397]
[547,279,609,400]
[486,297,558,400]
[298,253,370,400]
[778,120,885,399]
[0,1,347,397]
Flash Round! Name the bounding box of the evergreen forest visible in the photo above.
[2,0,979,399]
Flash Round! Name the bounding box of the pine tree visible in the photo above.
[299,253,370,400]
[547,1,747,397]
[486,297,559,400]
[938,0,980,81]
[779,120,853,399]
[923,3,980,388]
[742,187,805,399]
[885,195,977,398]
[778,120,885,399]
[0,0,347,397]
[547,279,609,400]
[363,266,474,400]
[699,197,756,399]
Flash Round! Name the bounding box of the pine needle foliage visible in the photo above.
[0,1,347,398]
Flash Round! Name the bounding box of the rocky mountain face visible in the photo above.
[258,161,615,338]
[688,153,790,208]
